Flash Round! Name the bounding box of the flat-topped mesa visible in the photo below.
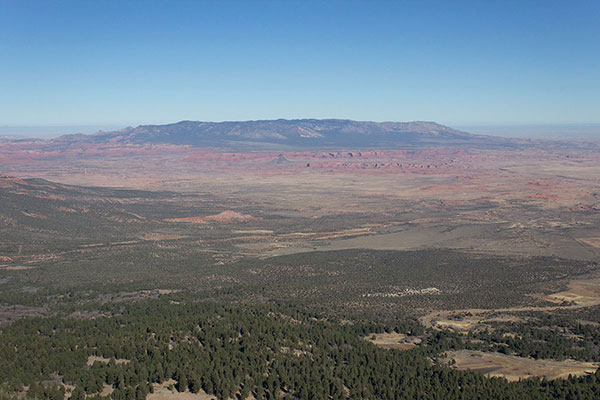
[48,119,514,149]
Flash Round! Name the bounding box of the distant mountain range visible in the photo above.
[51,119,518,149]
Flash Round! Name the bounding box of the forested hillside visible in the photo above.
[2,300,600,400]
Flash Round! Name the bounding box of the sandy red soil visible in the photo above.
[164,210,260,224]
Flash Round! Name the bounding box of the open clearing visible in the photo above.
[431,316,482,331]
[86,355,130,366]
[148,381,218,400]
[143,233,187,241]
[421,274,600,331]
[445,350,599,381]
[0,265,34,270]
[363,332,422,350]
[578,238,600,248]
[543,277,600,307]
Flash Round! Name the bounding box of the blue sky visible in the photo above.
[1,0,599,127]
